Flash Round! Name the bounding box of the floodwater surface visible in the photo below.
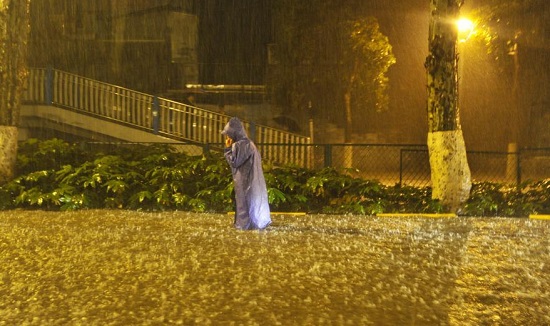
[0,211,548,325]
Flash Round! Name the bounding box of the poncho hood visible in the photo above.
[221,117,248,141]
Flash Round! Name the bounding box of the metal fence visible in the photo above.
[84,142,550,187]
[327,145,549,186]
[20,69,549,186]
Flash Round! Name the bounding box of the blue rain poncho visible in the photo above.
[222,117,271,230]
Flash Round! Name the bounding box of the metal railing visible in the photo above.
[22,68,311,166]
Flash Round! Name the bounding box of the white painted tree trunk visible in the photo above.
[0,126,18,183]
[425,0,472,212]
[427,130,471,212]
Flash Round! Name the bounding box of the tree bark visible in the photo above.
[0,0,30,183]
[343,90,353,168]
[427,130,471,211]
[425,0,471,212]
[0,126,18,183]
[344,91,352,144]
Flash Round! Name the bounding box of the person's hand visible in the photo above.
[225,137,233,148]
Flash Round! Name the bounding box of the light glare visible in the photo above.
[457,18,474,42]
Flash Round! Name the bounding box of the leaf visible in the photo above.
[188,198,206,212]
[105,180,127,194]
[137,191,153,203]
[268,188,287,204]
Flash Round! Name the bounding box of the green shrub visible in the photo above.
[264,164,312,212]
[462,180,549,217]
[1,139,547,216]
[523,179,550,214]
[16,138,92,175]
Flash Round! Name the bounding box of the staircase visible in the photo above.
[21,68,312,166]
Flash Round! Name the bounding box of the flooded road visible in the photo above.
[0,211,548,325]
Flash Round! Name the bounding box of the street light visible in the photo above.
[457,18,474,43]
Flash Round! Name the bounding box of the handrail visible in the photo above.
[22,68,312,166]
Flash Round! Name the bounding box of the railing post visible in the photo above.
[152,96,160,134]
[324,144,332,168]
[45,67,54,105]
[249,122,256,142]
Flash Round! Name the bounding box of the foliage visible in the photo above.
[2,139,233,212]
[524,179,550,214]
[462,180,550,217]
[344,17,396,112]
[384,185,444,214]
[263,164,312,212]
[0,139,548,216]
[268,0,395,132]
[470,0,548,60]
[16,138,93,175]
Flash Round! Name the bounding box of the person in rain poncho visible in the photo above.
[222,117,271,230]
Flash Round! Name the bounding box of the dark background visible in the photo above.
[27,0,550,150]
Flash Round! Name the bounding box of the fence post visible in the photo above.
[516,148,522,185]
[152,96,160,134]
[45,67,53,105]
[506,142,518,184]
[324,144,332,168]
[399,149,403,186]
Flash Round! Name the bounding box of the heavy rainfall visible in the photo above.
[22,0,550,150]
[1,0,549,324]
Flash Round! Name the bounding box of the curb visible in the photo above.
[227,212,306,216]
[529,215,550,220]
[376,213,457,218]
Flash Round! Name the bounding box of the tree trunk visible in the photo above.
[427,130,470,211]
[0,0,31,183]
[0,126,18,183]
[344,60,358,144]
[343,91,354,168]
[425,0,471,212]
[344,91,352,144]
[343,61,358,169]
